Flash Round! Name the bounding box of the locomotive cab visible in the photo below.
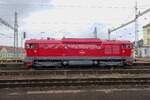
[121,43,134,65]
[25,43,38,56]
[25,42,39,68]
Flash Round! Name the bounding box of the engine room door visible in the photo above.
[105,45,120,56]
[33,43,38,56]
[105,45,112,55]
[112,45,120,55]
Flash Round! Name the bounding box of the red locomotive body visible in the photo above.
[25,38,134,68]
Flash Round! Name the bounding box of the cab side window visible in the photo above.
[26,44,38,49]
[26,44,33,49]
[122,44,132,49]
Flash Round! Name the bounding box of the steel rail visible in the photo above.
[0,77,150,88]
[1,69,150,76]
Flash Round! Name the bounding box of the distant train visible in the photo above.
[24,38,134,68]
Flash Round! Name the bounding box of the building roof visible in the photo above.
[143,23,150,28]
[0,46,25,53]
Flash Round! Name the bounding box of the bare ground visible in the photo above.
[0,87,150,100]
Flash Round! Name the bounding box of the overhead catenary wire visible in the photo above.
[0,18,14,30]
[109,7,150,33]
[0,3,149,9]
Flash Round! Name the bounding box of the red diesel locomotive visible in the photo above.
[25,38,134,68]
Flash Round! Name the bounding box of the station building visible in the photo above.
[0,46,25,60]
[138,23,150,57]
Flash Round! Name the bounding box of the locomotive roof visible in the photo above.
[25,38,131,44]
[102,40,131,44]
[62,38,102,43]
[25,39,62,44]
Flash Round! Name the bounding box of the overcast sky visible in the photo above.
[0,0,150,46]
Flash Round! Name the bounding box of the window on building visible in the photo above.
[147,39,150,45]
[147,29,150,34]
[144,49,147,55]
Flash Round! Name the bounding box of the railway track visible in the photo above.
[1,69,150,76]
[0,65,150,71]
[0,61,149,70]
[0,64,150,88]
[0,77,150,88]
